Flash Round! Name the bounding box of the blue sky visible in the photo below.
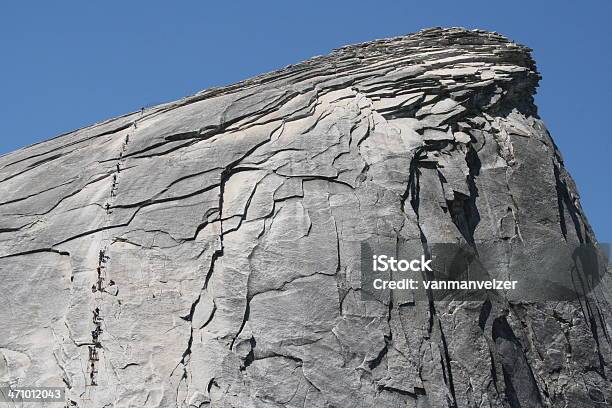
[0,1,610,242]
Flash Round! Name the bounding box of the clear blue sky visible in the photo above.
[0,1,610,242]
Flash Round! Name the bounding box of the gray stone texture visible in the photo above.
[0,27,610,407]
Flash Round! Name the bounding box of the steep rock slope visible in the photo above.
[0,28,610,407]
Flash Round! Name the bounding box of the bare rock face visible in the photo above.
[0,28,610,407]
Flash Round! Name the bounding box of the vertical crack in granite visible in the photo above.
[0,27,610,408]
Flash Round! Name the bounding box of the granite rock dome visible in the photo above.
[0,27,610,407]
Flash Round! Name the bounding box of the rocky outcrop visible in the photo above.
[0,27,610,407]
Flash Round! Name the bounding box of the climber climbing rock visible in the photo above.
[89,367,97,386]
[88,346,99,361]
[91,326,102,345]
[96,276,104,292]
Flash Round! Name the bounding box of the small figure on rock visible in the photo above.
[88,346,99,361]
[93,308,103,324]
